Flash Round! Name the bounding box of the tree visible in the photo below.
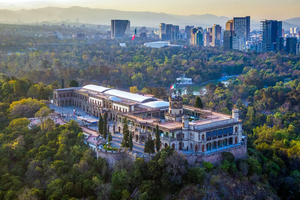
[61,79,64,89]
[155,125,161,152]
[121,118,129,148]
[103,113,108,140]
[69,80,79,87]
[27,85,39,99]
[130,86,138,93]
[108,132,112,143]
[9,118,30,131]
[206,83,216,95]
[129,133,133,151]
[195,96,203,108]
[35,106,51,129]
[98,115,103,135]
[144,136,155,155]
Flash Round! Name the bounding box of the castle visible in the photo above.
[53,85,245,153]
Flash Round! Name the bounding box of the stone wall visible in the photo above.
[183,143,247,165]
[97,150,152,167]
[97,143,247,167]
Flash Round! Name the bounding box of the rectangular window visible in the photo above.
[212,131,217,138]
[206,132,211,140]
[229,127,233,134]
[218,130,222,137]
[223,128,228,135]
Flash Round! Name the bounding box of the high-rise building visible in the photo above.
[171,25,180,41]
[185,25,194,41]
[166,24,173,40]
[204,28,212,46]
[233,16,250,42]
[223,30,235,50]
[191,27,203,46]
[226,20,234,31]
[159,23,166,40]
[290,27,299,35]
[296,43,300,55]
[276,37,284,52]
[212,24,222,47]
[111,20,130,39]
[261,20,282,52]
[286,37,298,54]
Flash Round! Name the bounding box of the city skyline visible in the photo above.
[1,0,300,20]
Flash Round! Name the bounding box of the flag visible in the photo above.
[132,28,137,41]
[170,84,176,90]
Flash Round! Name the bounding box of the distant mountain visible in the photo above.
[283,17,300,28]
[0,6,230,28]
[0,7,298,30]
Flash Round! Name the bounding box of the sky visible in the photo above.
[0,0,299,20]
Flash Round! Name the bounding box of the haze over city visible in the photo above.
[1,0,300,20]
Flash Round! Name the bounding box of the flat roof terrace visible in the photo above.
[158,122,182,130]
[190,112,231,126]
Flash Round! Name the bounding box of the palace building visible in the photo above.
[53,85,244,153]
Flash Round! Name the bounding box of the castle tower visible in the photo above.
[232,109,239,122]
[169,96,183,115]
[165,96,184,122]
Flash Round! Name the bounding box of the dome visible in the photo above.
[142,101,169,109]
[109,96,122,102]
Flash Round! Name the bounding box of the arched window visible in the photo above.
[182,133,185,139]
[202,134,205,140]
[235,127,238,133]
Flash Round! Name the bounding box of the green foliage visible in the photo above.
[103,113,108,140]
[186,167,205,184]
[219,160,238,173]
[222,152,235,163]
[247,157,262,175]
[155,125,161,152]
[195,96,203,108]
[61,79,64,89]
[121,117,129,148]
[129,133,133,151]
[144,136,155,155]
[203,162,214,172]
[69,80,79,87]
[98,115,103,135]
[108,132,112,142]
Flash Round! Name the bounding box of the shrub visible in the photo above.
[186,167,205,184]
[203,162,213,172]
[247,157,262,175]
[220,160,238,173]
[222,152,235,163]
[236,159,249,176]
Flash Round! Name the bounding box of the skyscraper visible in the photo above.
[185,25,194,41]
[226,20,234,31]
[224,30,235,50]
[171,25,180,41]
[261,20,282,52]
[233,16,250,42]
[212,24,222,47]
[159,23,166,40]
[191,27,203,46]
[286,37,298,54]
[166,24,173,40]
[224,20,235,51]
[204,28,212,46]
[276,37,284,52]
[111,20,130,39]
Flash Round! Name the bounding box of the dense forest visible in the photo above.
[1,31,300,199]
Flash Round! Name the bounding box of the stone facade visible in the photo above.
[53,85,246,156]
